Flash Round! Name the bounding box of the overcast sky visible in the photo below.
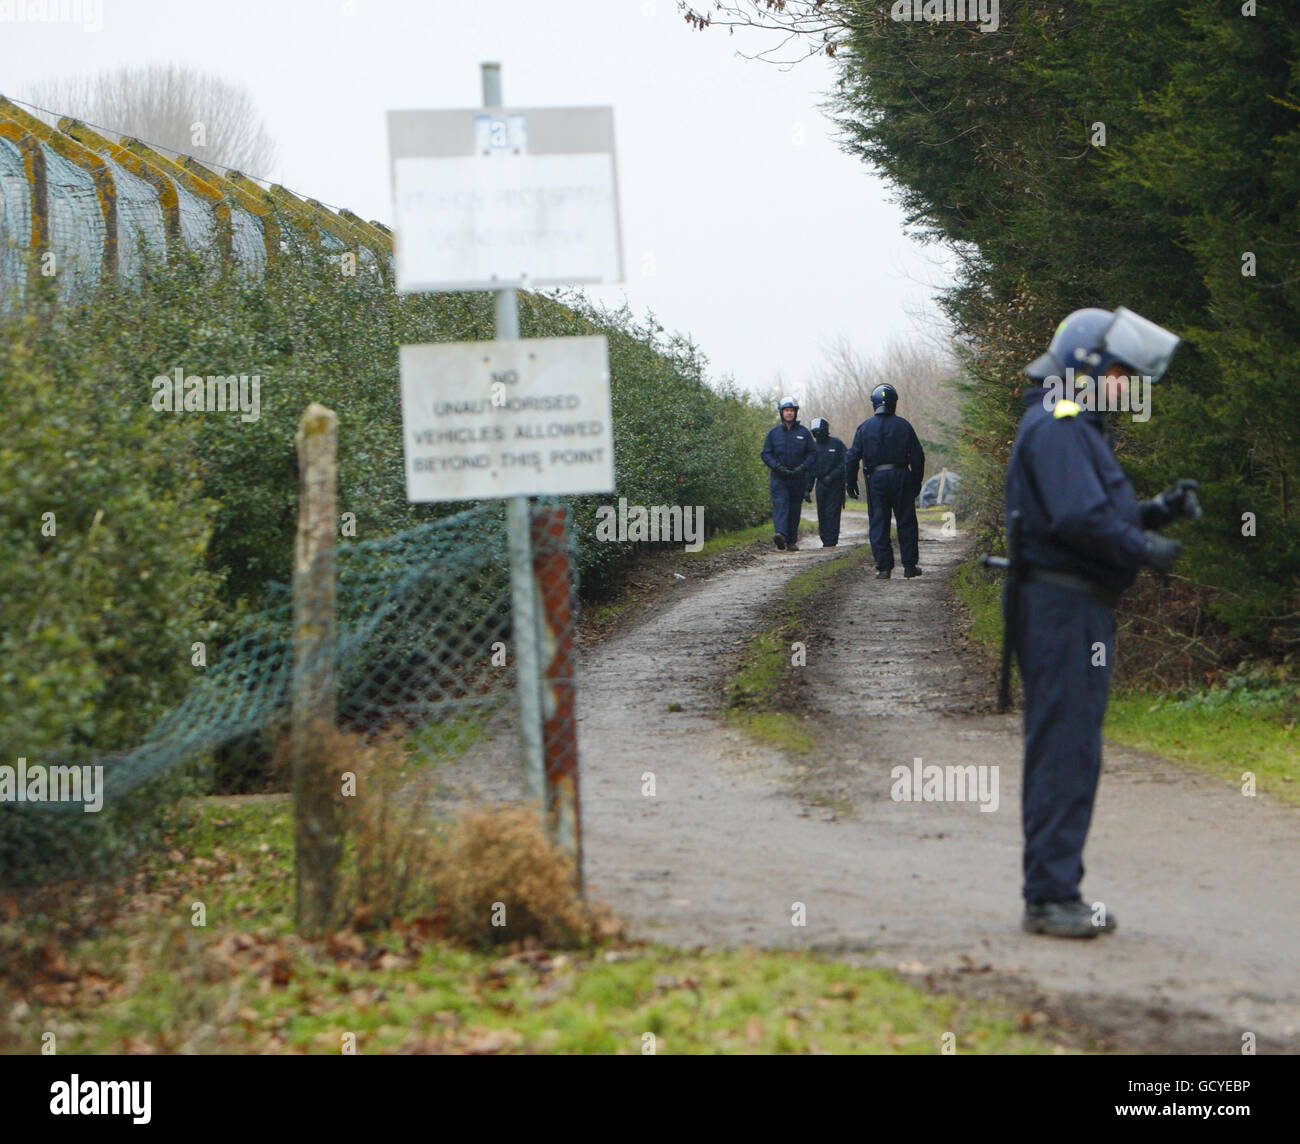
[4,0,955,399]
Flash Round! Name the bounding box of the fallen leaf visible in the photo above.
[460,1025,523,1054]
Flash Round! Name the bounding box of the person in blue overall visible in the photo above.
[761,396,818,551]
[806,418,847,547]
[844,384,925,579]
[1006,306,1197,938]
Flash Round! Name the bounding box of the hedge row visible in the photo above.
[0,246,772,772]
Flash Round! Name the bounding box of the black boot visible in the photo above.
[875,568,891,579]
[903,565,923,578]
[773,533,787,550]
[1023,899,1117,938]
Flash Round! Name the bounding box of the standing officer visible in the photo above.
[807,418,848,547]
[844,384,925,579]
[761,396,818,551]
[1007,306,1197,939]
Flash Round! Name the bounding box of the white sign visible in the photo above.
[400,336,614,502]
[388,107,623,292]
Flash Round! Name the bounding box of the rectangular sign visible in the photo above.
[400,336,614,502]
[388,106,623,292]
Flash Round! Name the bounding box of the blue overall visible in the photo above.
[845,412,925,571]
[809,433,847,546]
[1006,388,1147,903]
[761,420,818,545]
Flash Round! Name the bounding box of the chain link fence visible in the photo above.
[1,495,580,890]
[0,93,392,311]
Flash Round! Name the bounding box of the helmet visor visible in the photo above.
[1101,308,1181,382]
[1023,351,1062,381]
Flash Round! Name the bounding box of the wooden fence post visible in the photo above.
[292,402,340,934]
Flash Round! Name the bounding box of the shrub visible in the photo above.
[0,307,221,758]
[322,724,604,947]
[431,804,599,950]
[3,241,773,811]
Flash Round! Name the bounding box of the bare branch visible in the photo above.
[676,1,853,66]
[22,63,278,179]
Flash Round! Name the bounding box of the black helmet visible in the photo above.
[1024,306,1182,384]
[871,384,898,414]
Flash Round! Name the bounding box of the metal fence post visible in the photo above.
[292,401,341,934]
[483,62,547,804]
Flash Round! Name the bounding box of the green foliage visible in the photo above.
[53,244,771,609]
[1,239,773,868]
[0,292,224,884]
[831,0,1300,652]
[529,297,772,585]
[1153,659,1300,717]
[0,307,220,758]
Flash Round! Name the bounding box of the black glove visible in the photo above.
[772,464,792,478]
[1143,530,1183,573]
[804,490,813,503]
[846,484,860,501]
[1141,478,1202,529]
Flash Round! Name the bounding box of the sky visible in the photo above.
[2,0,956,399]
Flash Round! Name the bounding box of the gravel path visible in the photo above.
[577,513,1300,1053]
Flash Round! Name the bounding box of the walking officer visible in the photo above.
[807,418,847,547]
[1006,306,1197,938]
[844,384,925,578]
[761,396,818,551]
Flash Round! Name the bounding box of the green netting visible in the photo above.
[125,500,513,799]
[0,497,588,894]
[11,496,548,800]
[0,135,30,306]
[5,494,577,794]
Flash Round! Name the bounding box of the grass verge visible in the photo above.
[694,521,775,557]
[1104,692,1298,804]
[0,799,1070,1055]
[949,558,1300,806]
[725,545,870,757]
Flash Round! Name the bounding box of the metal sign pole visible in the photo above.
[483,62,546,804]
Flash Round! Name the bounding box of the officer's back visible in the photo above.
[1007,391,1148,598]
[855,412,915,469]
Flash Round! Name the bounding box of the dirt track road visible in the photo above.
[577,512,1300,1053]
